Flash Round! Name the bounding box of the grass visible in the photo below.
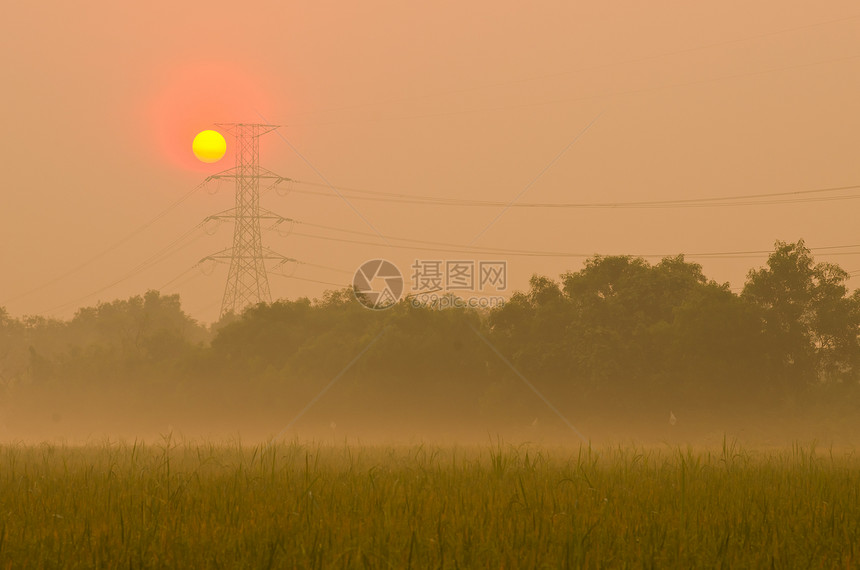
[0,437,857,568]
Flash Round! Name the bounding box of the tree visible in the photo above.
[0,308,26,386]
[662,281,767,401]
[488,275,575,381]
[742,240,860,387]
[560,255,713,393]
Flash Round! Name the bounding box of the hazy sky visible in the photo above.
[3,1,859,322]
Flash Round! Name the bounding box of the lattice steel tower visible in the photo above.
[202,123,293,317]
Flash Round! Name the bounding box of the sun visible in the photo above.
[192,130,226,163]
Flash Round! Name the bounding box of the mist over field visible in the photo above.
[3,241,859,449]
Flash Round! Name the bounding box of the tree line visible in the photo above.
[1,240,859,435]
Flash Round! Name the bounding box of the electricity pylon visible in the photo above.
[200,123,294,318]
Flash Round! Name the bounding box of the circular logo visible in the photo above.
[353,259,404,309]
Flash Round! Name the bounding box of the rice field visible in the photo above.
[0,437,857,568]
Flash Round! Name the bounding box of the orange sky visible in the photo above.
[2,1,859,322]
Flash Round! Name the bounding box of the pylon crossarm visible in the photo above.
[201,249,294,263]
[199,249,233,264]
[205,209,292,223]
[202,166,238,183]
[271,257,298,270]
[208,172,284,181]
[215,122,278,133]
[203,209,236,222]
[259,208,294,223]
[258,167,289,180]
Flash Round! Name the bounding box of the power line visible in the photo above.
[201,251,351,277]
[269,273,347,288]
[282,226,860,260]
[20,172,860,317]
[259,111,392,247]
[41,223,207,315]
[469,112,601,245]
[283,180,860,209]
[159,265,204,292]
[298,221,860,257]
[37,215,860,317]
[293,261,353,274]
[41,228,349,317]
[1,175,221,306]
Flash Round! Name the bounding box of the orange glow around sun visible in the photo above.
[145,62,272,172]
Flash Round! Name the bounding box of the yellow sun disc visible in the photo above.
[192,130,226,163]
